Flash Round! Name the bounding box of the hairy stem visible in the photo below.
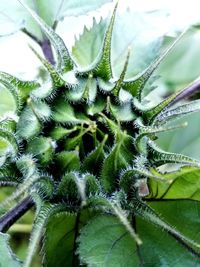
[40,38,55,65]
[22,29,55,65]
[0,196,34,233]
[170,78,200,107]
[131,215,144,266]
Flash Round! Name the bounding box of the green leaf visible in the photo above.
[158,29,200,88]
[157,111,200,160]
[148,166,200,201]
[136,200,200,266]
[1,0,112,41]
[0,233,22,267]
[0,0,45,41]
[78,201,200,266]
[18,0,73,72]
[43,210,96,267]
[72,18,107,69]
[78,214,140,267]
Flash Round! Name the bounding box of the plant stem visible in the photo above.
[40,38,55,65]
[8,223,32,234]
[22,29,55,65]
[0,197,34,233]
[170,78,200,107]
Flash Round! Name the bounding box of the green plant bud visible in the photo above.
[26,137,55,166]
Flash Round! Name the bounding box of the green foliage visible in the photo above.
[0,0,112,40]
[0,1,200,267]
[148,166,200,200]
[78,215,140,267]
[0,233,22,267]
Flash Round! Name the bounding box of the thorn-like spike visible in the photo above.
[154,99,200,125]
[148,139,200,167]
[123,31,185,99]
[113,47,131,96]
[29,45,65,88]
[17,0,73,72]
[144,78,200,124]
[94,2,118,80]
[135,122,188,152]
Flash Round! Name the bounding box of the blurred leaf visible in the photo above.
[0,86,17,118]
[112,10,163,79]
[0,0,112,41]
[157,111,200,159]
[0,233,22,267]
[51,0,113,19]
[148,166,200,200]
[136,200,200,266]
[157,29,200,89]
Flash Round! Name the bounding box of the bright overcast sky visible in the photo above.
[0,0,199,79]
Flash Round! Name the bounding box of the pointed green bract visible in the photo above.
[122,32,184,100]
[148,139,200,167]
[0,72,39,101]
[93,3,118,80]
[29,46,65,88]
[101,132,134,193]
[154,99,200,125]
[81,135,107,175]
[113,48,131,96]
[17,0,73,72]
[1,2,200,267]
[55,151,80,173]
